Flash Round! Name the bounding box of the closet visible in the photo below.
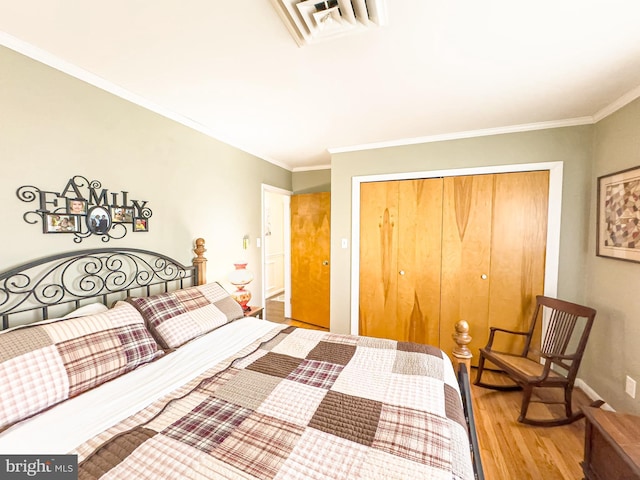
[359,171,549,362]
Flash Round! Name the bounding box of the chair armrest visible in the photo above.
[484,326,529,350]
[529,352,579,382]
[541,352,576,360]
[489,326,529,336]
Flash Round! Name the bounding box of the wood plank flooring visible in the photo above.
[471,370,588,479]
[265,295,328,330]
[264,296,587,479]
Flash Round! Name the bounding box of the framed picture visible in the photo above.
[597,165,640,263]
[67,198,87,215]
[87,206,112,234]
[111,207,134,223]
[44,214,79,233]
[133,218,149,232]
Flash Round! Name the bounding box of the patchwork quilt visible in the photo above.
[74,326,474,480]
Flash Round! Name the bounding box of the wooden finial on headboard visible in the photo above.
[193,238,207,286]
[452,319,473,373]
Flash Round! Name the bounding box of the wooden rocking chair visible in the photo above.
[474,295,598,426]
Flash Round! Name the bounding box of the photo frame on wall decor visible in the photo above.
[111,207,134,223]
[67,198,87,215]
[87,206,112,235]
[134,218,149,232]
[44,214,80,233]
[597,165,640,263]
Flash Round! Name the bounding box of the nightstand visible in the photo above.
[244,306,264,319]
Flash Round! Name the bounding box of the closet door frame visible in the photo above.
[349,161,563,335]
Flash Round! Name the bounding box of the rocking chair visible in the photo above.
[474,295,598,426]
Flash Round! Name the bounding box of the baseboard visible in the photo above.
[575,378,615,411]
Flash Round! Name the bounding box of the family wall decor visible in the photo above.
[17,175,152,243]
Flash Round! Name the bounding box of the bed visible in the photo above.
[0,239,484,480]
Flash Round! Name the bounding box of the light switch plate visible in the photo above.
[626,376,636,398]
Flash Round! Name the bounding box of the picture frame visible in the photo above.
[111,207,134,223]
[44,214,80,233]
[67,198,87,215]
[597,165,640,263]
[133,218,149,232]
[87,206,112,234]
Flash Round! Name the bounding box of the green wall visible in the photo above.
[292,168,331,193]
[584,97,640,413]
[0,46,291,301]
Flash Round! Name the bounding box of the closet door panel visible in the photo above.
[397,178,443,344]
[359,181,399,339]
[488,170,549,353]
[440,175,494,362]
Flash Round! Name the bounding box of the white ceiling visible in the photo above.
[2,1,640,171]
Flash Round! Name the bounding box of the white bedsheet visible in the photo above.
[0,318,284,454]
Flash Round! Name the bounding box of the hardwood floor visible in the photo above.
[264,296,587,479]
[471,369,588,479]
[265,295,328,331]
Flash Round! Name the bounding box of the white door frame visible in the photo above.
[349,161,563,335]
[261,184,292,318]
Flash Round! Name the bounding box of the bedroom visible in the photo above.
[1,1,640,479]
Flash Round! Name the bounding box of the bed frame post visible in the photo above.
[193,237,207,286]
[452,319,473,374]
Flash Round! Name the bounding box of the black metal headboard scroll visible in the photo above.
[0,238,208,330]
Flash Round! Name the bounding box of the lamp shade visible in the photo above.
[228,263,254,286]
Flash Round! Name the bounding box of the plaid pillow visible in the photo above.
[0,301,163,430]
[127,282,244,349]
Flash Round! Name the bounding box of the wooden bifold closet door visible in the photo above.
[359,179,443,345]
[359,171,549,362]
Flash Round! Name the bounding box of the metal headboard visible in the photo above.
[0,242,205,330]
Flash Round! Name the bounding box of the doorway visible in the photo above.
[261,185,291,320]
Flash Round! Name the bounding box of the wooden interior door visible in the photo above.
[439,174,494,363]
[290,192,331,328]
[487,170,549,353]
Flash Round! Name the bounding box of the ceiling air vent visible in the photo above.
[271,0,388,46]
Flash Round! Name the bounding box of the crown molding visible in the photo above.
[0,32,294,172]
[593,83,640,122]
[328,117,595,154]
[292,164,331,173]
[1,32,191,131]
[3,31,639,173]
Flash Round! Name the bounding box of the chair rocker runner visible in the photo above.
[475,295,598,426]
